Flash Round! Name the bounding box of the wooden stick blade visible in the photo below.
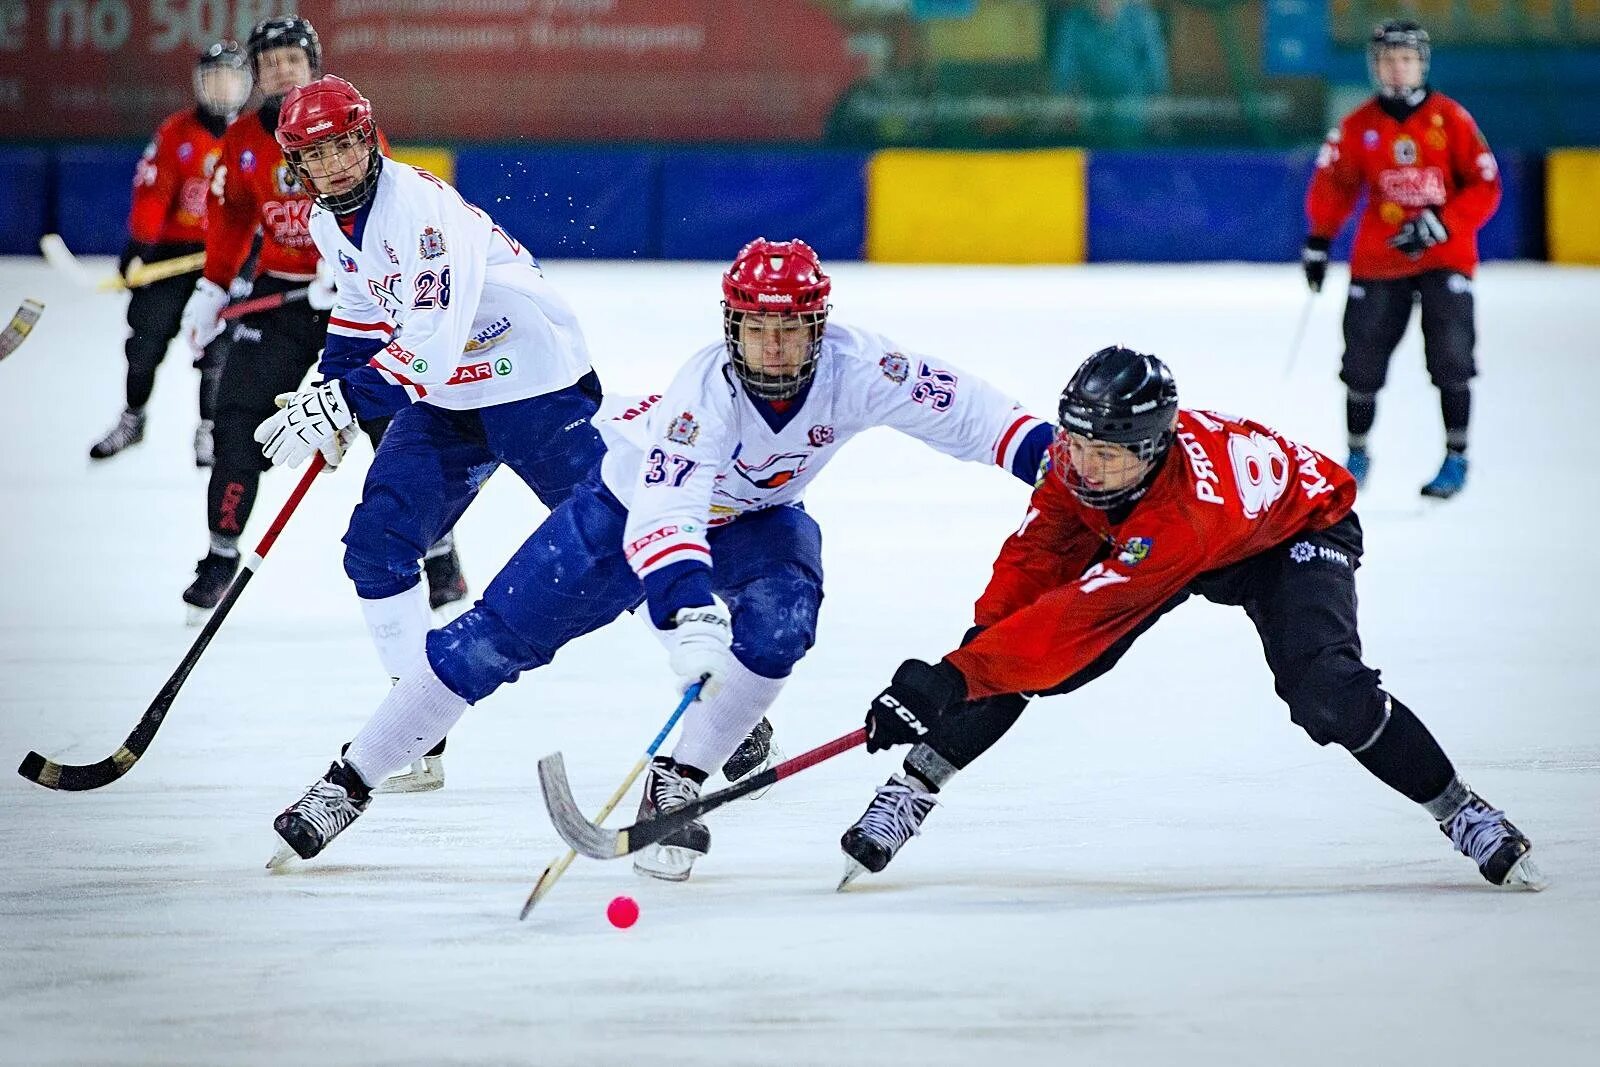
[538,753,624,860]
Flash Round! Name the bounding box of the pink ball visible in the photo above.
[606,895,640,929]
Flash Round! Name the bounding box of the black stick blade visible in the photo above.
[17,745,136,791]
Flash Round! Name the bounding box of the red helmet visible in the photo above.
[721,238,832,401]
[276,75,381,215]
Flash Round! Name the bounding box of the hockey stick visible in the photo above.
[17,455,328,791]
[539,727,868,861]
[0,299,44,362]
[1282,290,1318,380]
[38,234,203,292]
[518,681,702,920]
[220,287,310,322]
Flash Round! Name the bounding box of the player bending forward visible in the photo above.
[254,75,606,791]
[839,345,1543,892]
[267,237,1052,876]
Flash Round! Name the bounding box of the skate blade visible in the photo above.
[184,604,213,627]
[372,758,444,794]
[726,744,783,800]
[837,858,868,892]
[633,845,698,883]
[1504,853,1549,892]
[265,839,299,871]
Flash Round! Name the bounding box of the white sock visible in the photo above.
[359,584,433,679]
[670,660,787,776]
[344,658,468,787]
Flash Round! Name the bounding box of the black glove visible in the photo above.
[1301,236,1330,293]
[117,240,155,282]
[1387,208,1448,260]
[865,659,967,753]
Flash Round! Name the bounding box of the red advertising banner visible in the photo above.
[0,1,866,141]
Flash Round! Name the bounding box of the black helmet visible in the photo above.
[1368,18,1430,101]
[194,40,251,118]
[248,16,322,80]
[1056,346,1178,509]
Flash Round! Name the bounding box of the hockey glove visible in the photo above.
[254,379,355,469]
[307,257,338,311]
[179,277,230,356]
[1301,236,1331,293]
[865,659,967,753]
[664,604,734,699]
[118,240,155,282]
[1388,208,1448,260]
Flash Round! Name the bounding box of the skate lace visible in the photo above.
[1446,801,1509,866]
[650,764,701,814]
[858,782,937,847]
[289,780,361,839]
[101,415,141,448]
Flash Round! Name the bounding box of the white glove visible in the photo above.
[228,275,253,300]
[307,257,337,311]
[664,604,734,699]
[180,278,229,355]
[253,379,355,468]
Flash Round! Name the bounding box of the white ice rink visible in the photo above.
[1,255,1597,1065]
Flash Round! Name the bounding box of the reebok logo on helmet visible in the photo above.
[307,120,334,134]
[756,292,793,304]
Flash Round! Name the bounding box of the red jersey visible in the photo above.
[1306,91,1500,280]
[128,109,225,247]
[947,410,1357,699]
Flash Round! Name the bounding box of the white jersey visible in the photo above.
[313,161,590,411]
[598,321,1046,585]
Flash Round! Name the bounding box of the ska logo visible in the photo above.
[733,451,810,490]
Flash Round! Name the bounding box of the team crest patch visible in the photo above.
[879,352,910,383]
[338,250,359,273]
[1392,136,1418,166]
[1362,129,1378,150]
[382,240,399,265]
[274,162,298,194]
[419,226,447,259]
[1116,536,1152,566]
[808,424,835,447]
[177,142,193,162]
[239,149,256,173]
[666,411,700,446]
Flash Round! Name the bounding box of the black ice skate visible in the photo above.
[181,549,240,623]
[838,774,938,890]
[424,543,469,612]
[193,420,215,468]
[267,760,373,868]
[632,756,710,882]
[89,410,145,460]
[720,717,781,799]
[1440,793,1546,890]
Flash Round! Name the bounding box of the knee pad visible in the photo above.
[730,576,820,679]
[342,498,427,599]
[425,605,551,704]
[1285,650,1385,749]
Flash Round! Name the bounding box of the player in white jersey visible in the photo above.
[254,76,605,791]
[267,238,1053,870]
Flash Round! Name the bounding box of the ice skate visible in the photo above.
[1440,792,1546,890]
[838,774,938,890]
[424,543,469,612]
[720,716,780,799]
[267,760,373,868]
[181,549,240,624]
[193,419,215,468]
[371,737,446,794]
[1344,446,1370,489]
[89,410,145,461]
[632,756,709,882]
[1420,452,1467,499]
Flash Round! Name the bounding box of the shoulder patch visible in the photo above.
[1115,535,1152,566]
[879,352,910,383]
[666,411,700,446]
[419,226,446,260]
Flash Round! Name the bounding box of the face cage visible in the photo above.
[1051,426,1167,510]
[285,127,381,215]
[1367,43,1429,99]
[723,305,827,401]
[195,66,252,117]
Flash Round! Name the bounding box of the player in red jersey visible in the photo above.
[175,16,466,640]
[838,346,1542,892]
[88,41,250,466]
[1301,19,1500,500]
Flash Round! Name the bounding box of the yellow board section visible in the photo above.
[387,145,455,186]
[868,149,1086,264]
[1547,149,1600,265]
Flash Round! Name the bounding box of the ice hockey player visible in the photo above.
[253,74,607,791]
[176,17,467,624]
[1302,18,1500,499]
[89,41,251,466]
[267,237,1054,873]
[839,345,1543,893]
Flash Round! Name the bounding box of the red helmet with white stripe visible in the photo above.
[276,75,381,215]
[721,238,832,401]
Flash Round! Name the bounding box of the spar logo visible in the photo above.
[446,361,493,386]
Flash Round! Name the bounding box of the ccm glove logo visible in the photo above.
[875,693,929,737]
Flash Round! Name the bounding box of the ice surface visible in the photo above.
[1,256,1597,1065]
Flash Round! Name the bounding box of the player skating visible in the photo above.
[89,41,251,467]
[1301,18,1500,499]
[267,237,1053,873]
[838,345,1543,892]
[176,17,467,624]
[253,74,606,791]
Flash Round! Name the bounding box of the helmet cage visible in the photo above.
[248,17,322,93]
[723,304,828,401]
[1367,21,1430,100]
[195,43,251,117]
[283,120,381,215]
